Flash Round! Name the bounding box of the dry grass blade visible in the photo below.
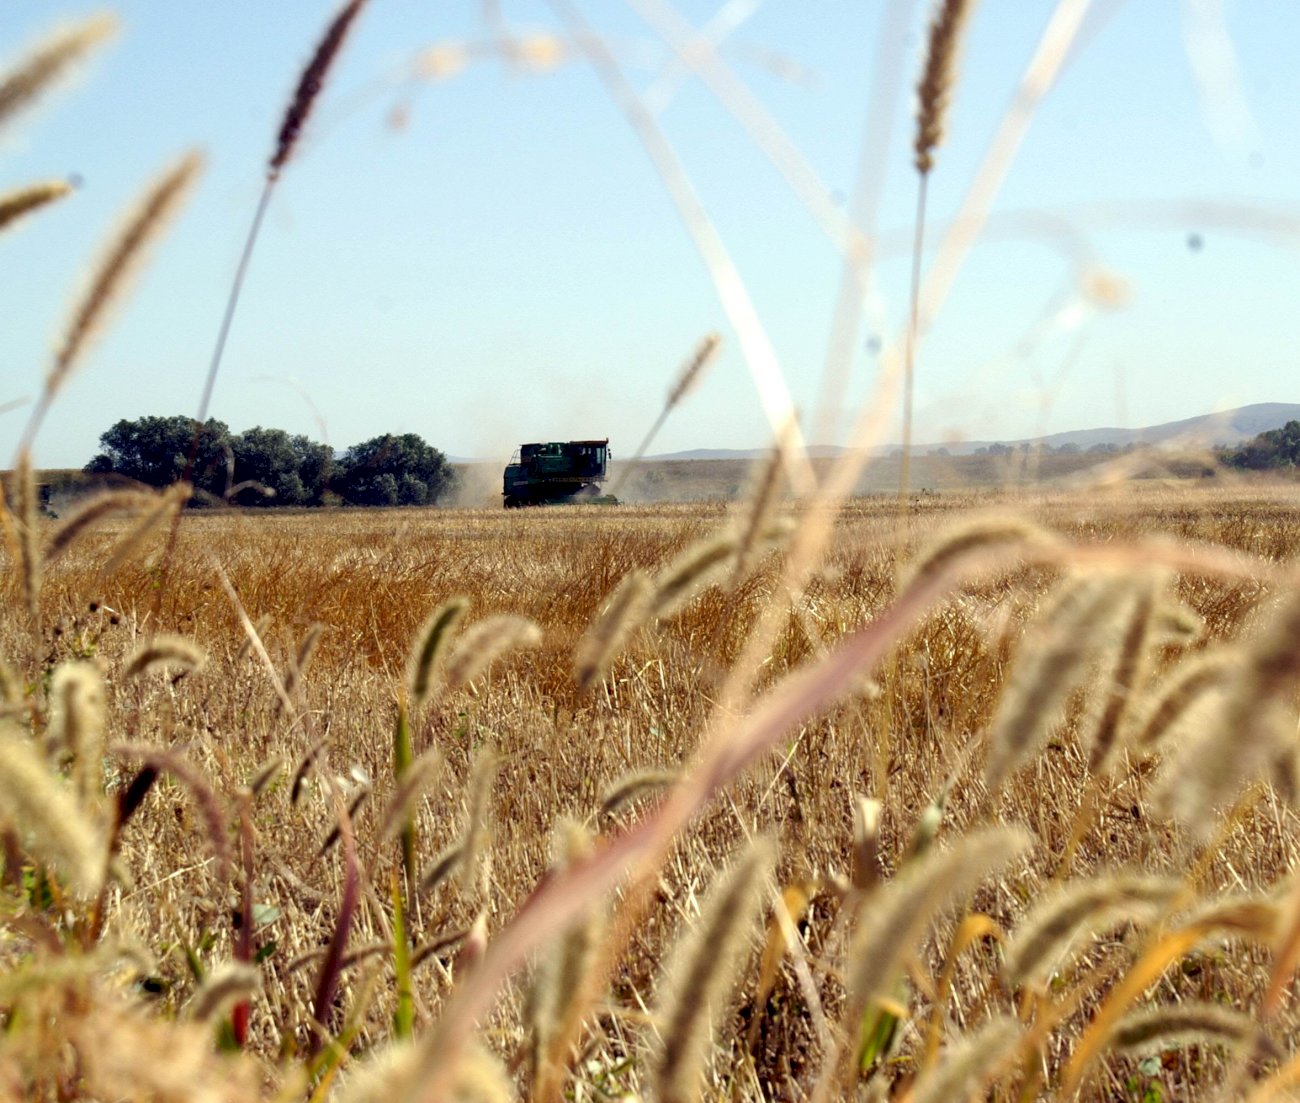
[43,489,158,564]
[1108,1002,1260,1055]
[269,0,370,176]
[22,152,202,453]
[444,615,542,689]
[574,570,652,692]
[1002,874,1181,988]
[984,571,1137,792]
[846,826,1031,1019]
[0,180,73,233]
[122,634,206,680]
[407,597,469,708]
[914,0,977,175]
[654,838,774,1103]
[0,13,117,131]
[910,1014,1021,1103]
[47,662,106,807]
[110,742,229,878]
[186,962,260,1023]
[0,729,103,897]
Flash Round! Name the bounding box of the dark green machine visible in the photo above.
[502,439,615,507]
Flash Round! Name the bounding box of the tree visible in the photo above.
[335,433,455,506]
[230,427,333,506]
[86,415,231,498]
[1221,420,1300,471]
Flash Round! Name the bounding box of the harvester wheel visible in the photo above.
[504,496,521,509]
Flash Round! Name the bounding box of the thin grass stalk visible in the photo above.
[545,0,815,494]
[311,782,362,1053]
[899,170,928,504]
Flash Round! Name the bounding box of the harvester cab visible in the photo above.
[502,439,615,507]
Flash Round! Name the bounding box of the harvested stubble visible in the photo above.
[2,483,1300,1100]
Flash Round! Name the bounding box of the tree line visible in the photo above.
[1218,421,1300,471]
[84,415,456,507]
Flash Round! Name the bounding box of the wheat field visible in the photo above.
[2,482,1299,1101]
[6,2,1300,1100]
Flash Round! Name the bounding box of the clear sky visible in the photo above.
[2,0,1297,470]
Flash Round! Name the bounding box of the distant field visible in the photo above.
[454,449,1223,506]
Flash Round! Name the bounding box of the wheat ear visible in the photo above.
[528,821,606,1095]
[1108,1002,1260,1056]
[0,180,73,233]
[458,746,499,900]
[0,730,103,897]
[1002,874,1180,988]
[186,962,260,1024]
[914,0,977,175]
[599,768,680,817]
[12,452,40,623]
[910,1014,1021,1103]
[1083,573,1163,775]
[444,615,542,689]
[0,13,117,130]
[43,489,157,564]
[729,439,789,591]
[574,570,652,691]
[406,597,469,707]
[19,153,202,454]
[649,533,738,620]
[984,572,1137,792]
[845,826,1030,1021]
[47,662,106,809]
[269,0,370,177]
[653,839,775,1103]
[122,634,206,680]
[898,515,1054,594]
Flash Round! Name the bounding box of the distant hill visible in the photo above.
[646,403,1300,460]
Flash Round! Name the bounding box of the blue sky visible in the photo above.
[2,0,1297,469]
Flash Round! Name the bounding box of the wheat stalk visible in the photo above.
[43,489,158,564]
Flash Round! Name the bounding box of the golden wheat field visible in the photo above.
[6,2,1300,1101]
[0,481,1299,1102]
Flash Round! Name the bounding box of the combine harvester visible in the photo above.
[502,439,618,507]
